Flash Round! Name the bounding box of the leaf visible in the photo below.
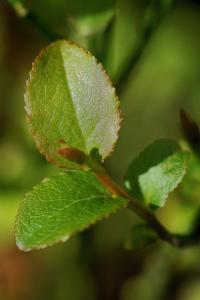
[125,223,158,250]
[25,40,120,168]
[15,170,127,251]
[125,139,189,208]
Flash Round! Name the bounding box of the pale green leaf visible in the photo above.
[125,139,189,208]
[125,223,158,250]
[25,40,120,168]
[15,170,127,251]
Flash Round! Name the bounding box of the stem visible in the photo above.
[26,11,62,41]
[116,0,175,93]
[6,0,61,41]
[97,173,200,248]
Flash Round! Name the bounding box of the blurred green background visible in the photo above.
[1,0,200,299]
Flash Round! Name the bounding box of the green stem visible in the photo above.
[116,0,175,94]
[26,11,62,41]
[6,0,61,41]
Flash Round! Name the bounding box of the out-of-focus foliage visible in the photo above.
[1,0,200,299]
[124,223,158,250]
[179,153,200,204]
[9,0,116,39]
[0,193,21,243]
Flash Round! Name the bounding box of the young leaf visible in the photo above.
[25,40,121,168]
[125,139,189,208]
[15,170,127,251]
[125,223,158,250]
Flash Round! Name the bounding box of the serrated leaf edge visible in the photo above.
[15,170,128,251]
[25,39,122,168]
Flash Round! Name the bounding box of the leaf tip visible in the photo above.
[15,235,31,252]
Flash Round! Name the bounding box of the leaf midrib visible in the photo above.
[58,43,87,152]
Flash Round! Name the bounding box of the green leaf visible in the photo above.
[25,40,120,168]
[125,223,158,250]
[15,170,127,251]
[125,139,189,208]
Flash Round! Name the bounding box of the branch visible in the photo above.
[116,0,175,94]
[6,0,62,41]
[98,173,200,248]
[26,11,62,41]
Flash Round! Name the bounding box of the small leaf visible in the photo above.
[125,223,158,250]
[125,139,189,208]
[15,170,127,251]
[25,40,121,168]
